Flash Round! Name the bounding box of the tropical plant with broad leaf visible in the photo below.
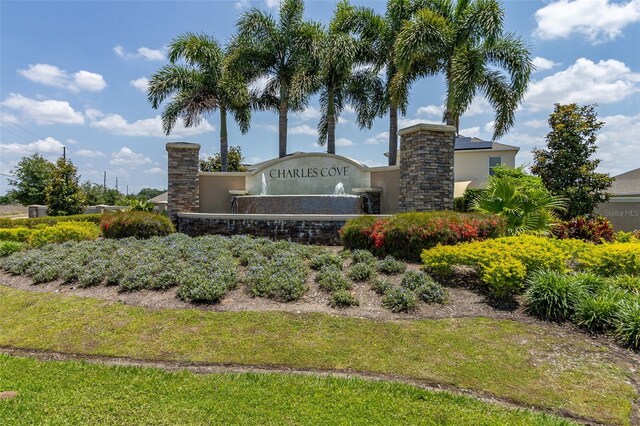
[230,0,322,158]
[147,33,251,172]
[472,168,566,235]
[394,0,533,138]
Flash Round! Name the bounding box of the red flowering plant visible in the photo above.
[552,216,614,243]
[341,212,506,261]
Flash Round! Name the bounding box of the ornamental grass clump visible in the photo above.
[573,285,625,333]
[347,262,375,282]
[524,270,586,322]
[315,265,352,292]
[382,287,418,313]
[376,256,406,275]
[328,290,359,308]
[614,297,640,349]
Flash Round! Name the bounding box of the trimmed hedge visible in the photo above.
[101,211,175,239]
[0,214,102,229]
[0,222,100,247]
[340,212,505,261]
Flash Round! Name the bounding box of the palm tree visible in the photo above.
[332,0,432,166]
[147,33,251,172]
[316,25,384,154]
[394,0,533,139]
[230,0,322,158]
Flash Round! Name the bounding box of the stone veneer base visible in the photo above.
[177,213,390,245]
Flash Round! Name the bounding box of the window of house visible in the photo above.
[489,157,502,175]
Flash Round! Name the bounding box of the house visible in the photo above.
[595,168,640,231]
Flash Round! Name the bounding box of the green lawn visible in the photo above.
[0,286,635,425]
[0,355,573,425]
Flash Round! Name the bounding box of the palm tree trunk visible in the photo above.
[327,87,336,155]
[279,83,288,158]
[220,107,228,172]
[388,105,398,166]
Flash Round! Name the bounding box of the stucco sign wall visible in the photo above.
[246,153,371,195]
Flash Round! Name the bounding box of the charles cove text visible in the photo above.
[269,166,350,179]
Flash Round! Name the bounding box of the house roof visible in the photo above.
[610,168,640,196]
[454,136,519,152]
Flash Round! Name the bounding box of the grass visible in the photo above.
[0,355,573,426]
[0,286,635,425]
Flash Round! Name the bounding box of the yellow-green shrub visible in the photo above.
[577,242,640,276]
[0,227,34,242]
[28,222,100,247]
[481,256,528,298]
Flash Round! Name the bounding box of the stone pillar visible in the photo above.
[166,142,201,220]
[398,123,456,212]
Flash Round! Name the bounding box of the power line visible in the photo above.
[0,126,35,143]
[2,120,46,141]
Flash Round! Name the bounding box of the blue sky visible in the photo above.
[1,0,639,195]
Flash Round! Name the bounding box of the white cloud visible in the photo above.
[19,64,106,92]
[89,111,214,137]
[85,108,104,121]
[75,149,105,157]
[484,121,495,136]
[1,94,84,125]
[65,139,78,145]
[534,0,640,43]
[289,124,317,136]
[465,97,492,116]
[398,117,426,128]
[459,127,481,138]
[111,147,152,166]
[416,104,443,117]
[597,112,640,174]
[343,105,355,114]
[256,123,278,132]
[532,57,560,71]
[0,111,19,124]
[336,137,354,146]
[0,136,64,156]
[130,77,149,93]
[360,159,385,167]
[235,0,250,9]
[296,106,321,121]
[524,58,640,111]
[364,131,389,145]
[246,156,262,164]
[144,167,164,174]
[265,0,280,8]
[113,45,165,61]
[523,119,548,129]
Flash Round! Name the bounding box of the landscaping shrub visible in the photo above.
[376,256,406,275]
[101,211,175,239]
[309,252,343,270]
[347,262,374,282]
[315,265,352,292]
[480,255,527,298]
[351,249,376,265]
[0,214,102,229]
[0,227,33,242]
[553,216,614,243]
[382,287,418,313]
[341,212,505,261]
[0,241,24,257]
[614,297,640,349]
[569,272,604,295]
[328,290,359,308]
[524,270,586,322]
[177,268,238,303]
[614,231,639,243]
[574,285,624,333]
[607,275,640,293]
[247,253,309,302]
[453,188,485,213]
[28,222,99,247]
[370,276,393,295]
[400,271,431,291]
[577,242,640,276]
[416,281,447,304]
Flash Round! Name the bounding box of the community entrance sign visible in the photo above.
[246,153,371,195]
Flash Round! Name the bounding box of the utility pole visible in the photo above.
[103,171,107,190]
[126,185,128,196]
[115,177,118,192]
[63,146,66,160]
